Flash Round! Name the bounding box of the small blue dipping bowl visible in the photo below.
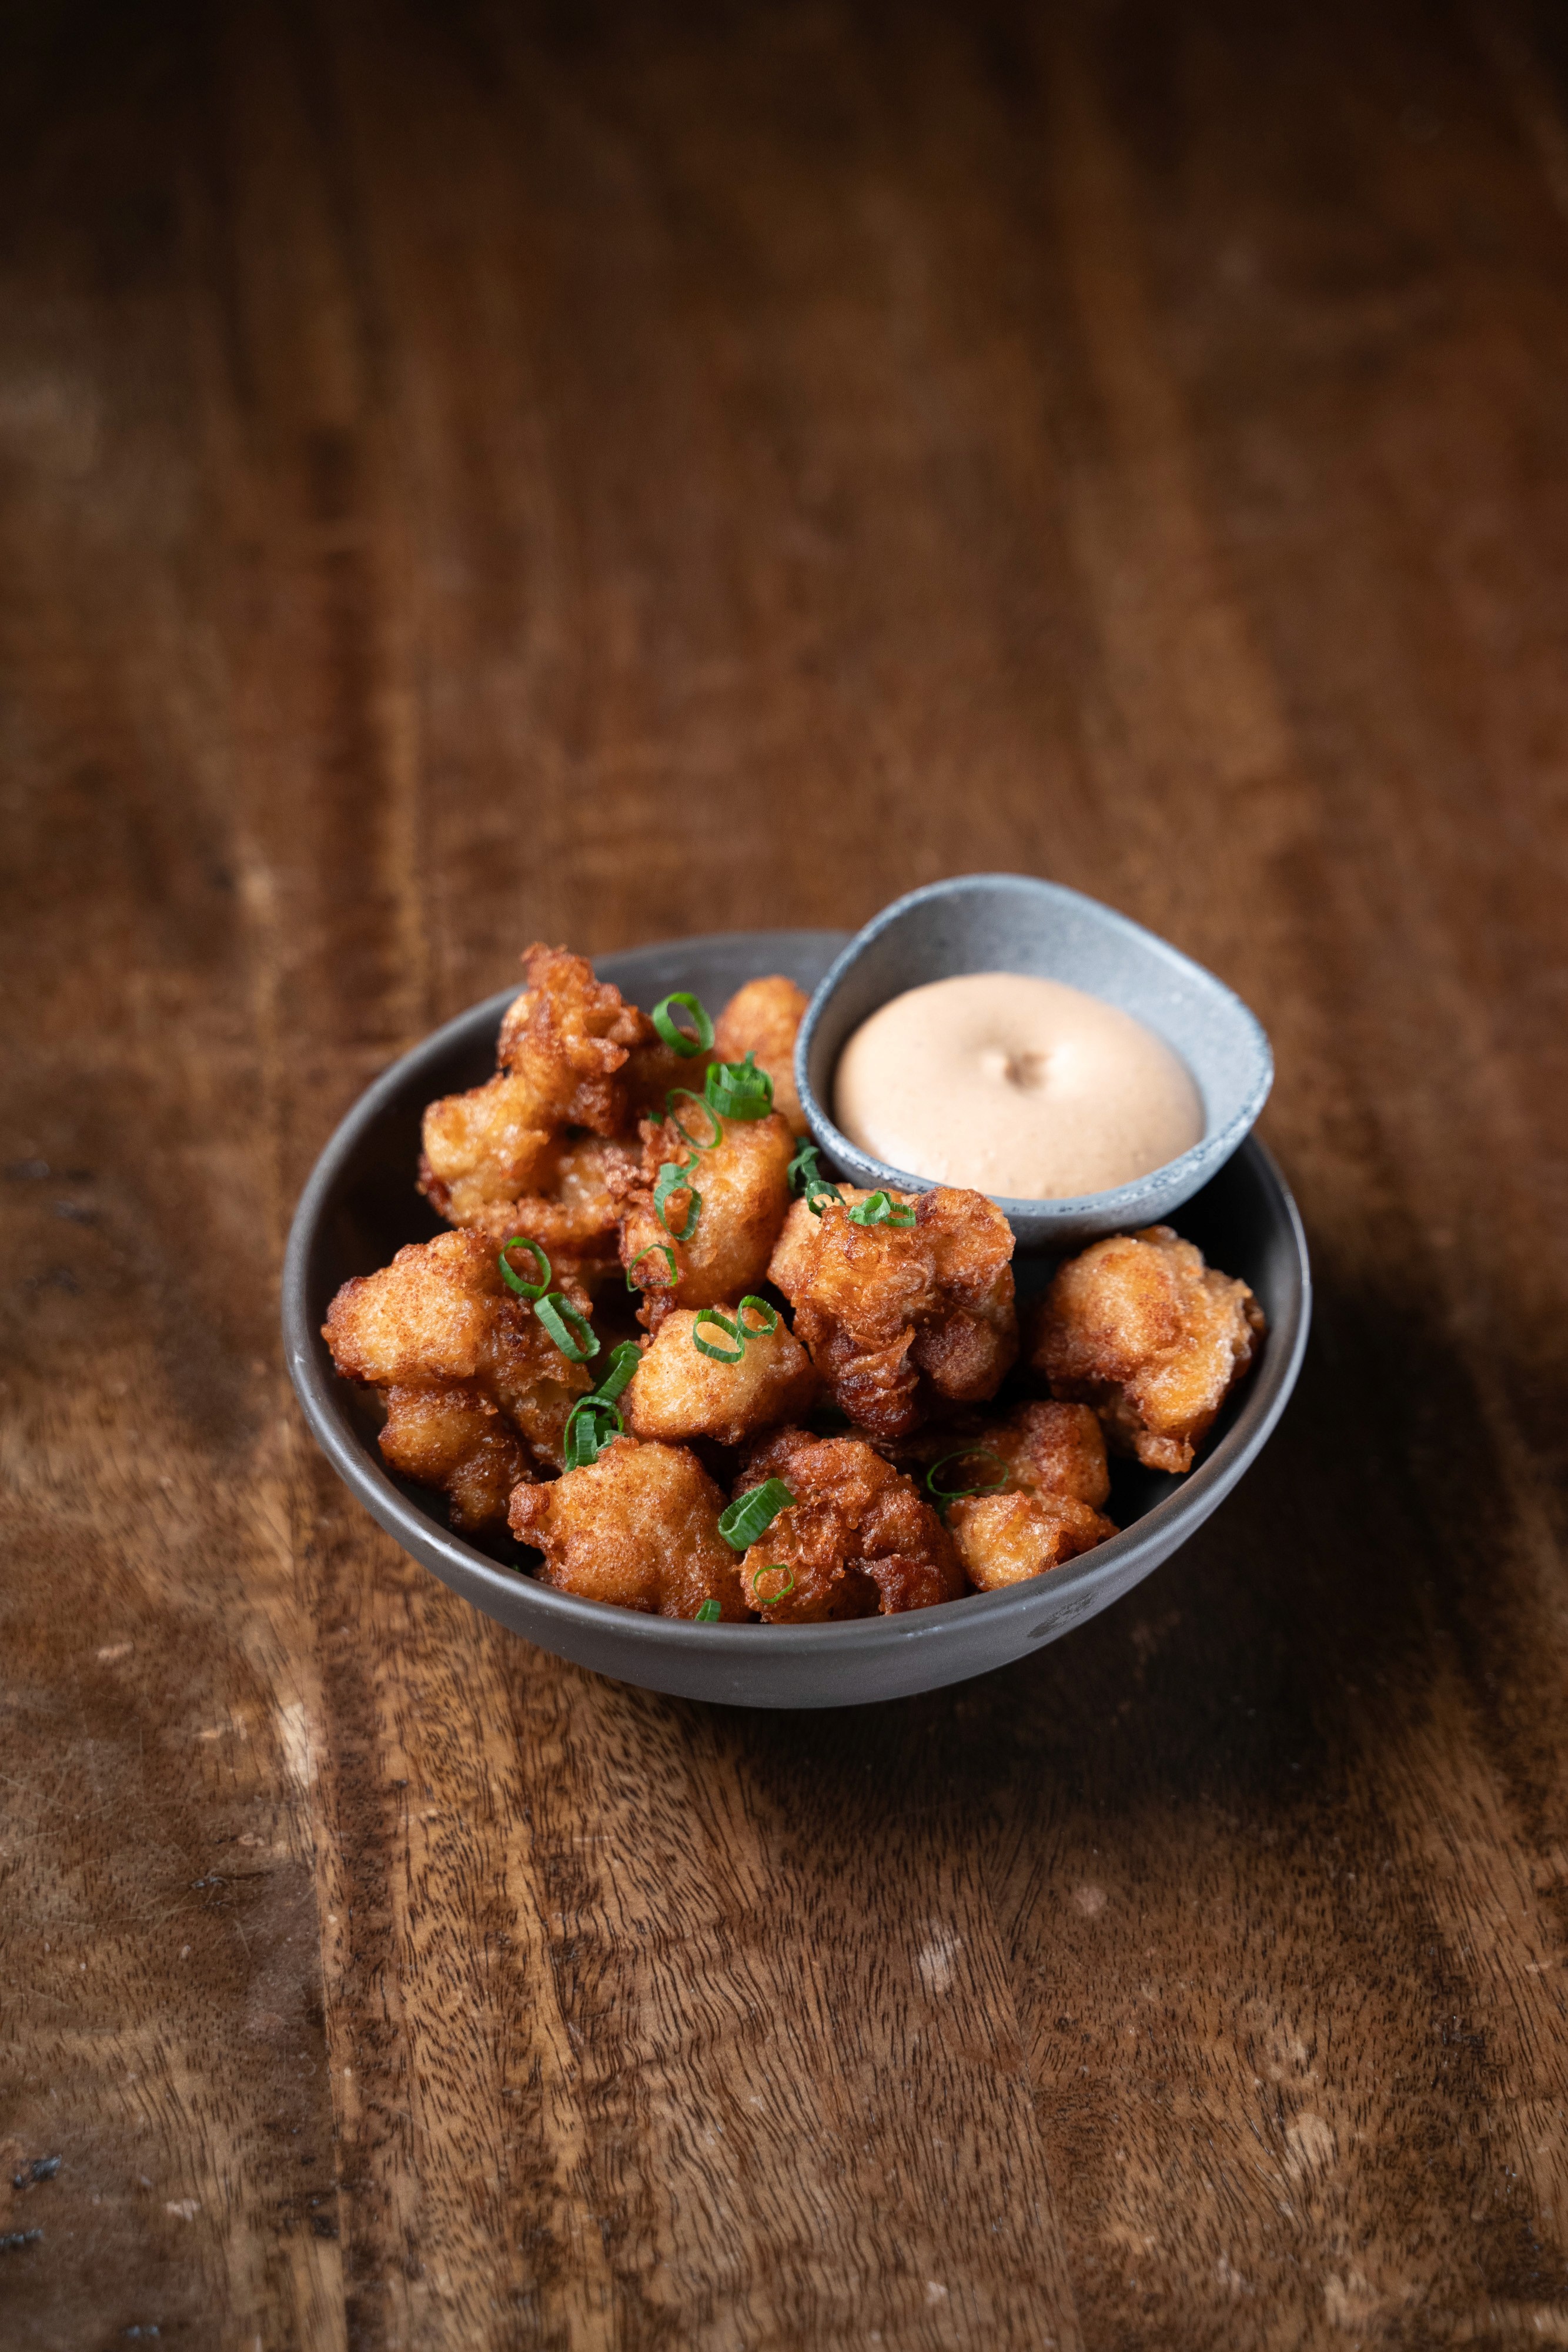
[796,873,1273,1250]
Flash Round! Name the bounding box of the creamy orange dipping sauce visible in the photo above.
[833,971,1203,1200]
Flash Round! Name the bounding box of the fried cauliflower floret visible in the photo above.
[419,945,654,1227]
[323,1230,595,1510]
[711,976,810,1137]
[457,1131,643,1288]
[507,1435,748,1619]
[1028,1225,1265,1473]
[619,1111,795,1328]
[377,1384,534,1532]
[947,1491,1118,1591]
[624,1309,817,1446]
[767,1186,1017,1440]
[731,1427,964,1622]
[975,1398,1111,1508]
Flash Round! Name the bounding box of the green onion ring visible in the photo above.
[805,1174,845,1216]
[786,1136,820,1194]
[691,1308,744,1363]
[535,1292,600,1363]
[593,1339,643,1406]
[847,1190,917,1228]
[651,991,714,1058]
[665,1088,723,1150]
[718,1478,794,1552]
[562,1394,623,1470]
[735,1295,778,1338]
[751,1563,796,1606]
[653,1155,701,1241]
[626,1242,678,1291]
[704,1051,773,1120]
[925,1446,1010,1501]
[694,1598,723,1622]
[497,1236,550,1298]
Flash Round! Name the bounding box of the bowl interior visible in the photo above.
[798,874,1272,1235]
[285,927,1308,1708]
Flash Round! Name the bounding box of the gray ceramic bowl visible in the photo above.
[283,927,1309,1709]
[797,874,1274,1249]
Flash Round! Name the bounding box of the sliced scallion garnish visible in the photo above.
[847,1191,917,1228]
[735,1295,778,1337]
[695,1598,722,1622]
[925,1446,1009,1501]
[594,1339,642,1406]
[562,1394,623,1470]
[751,1563,796,1606]
[704,1051,773,1121]
[626,1241,677,1292]
[653,1154,701,1241]
[691,1308,744,1363]
[498,1236,550,1298]
[717,1478,794,1552]
[666,1088,723,1150]
[535,1292,600,1363]
[651,991,714,1058]
[790,1141,845,1217]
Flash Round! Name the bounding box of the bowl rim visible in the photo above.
[795,872,1274,1220]
[282,926,1309,1663]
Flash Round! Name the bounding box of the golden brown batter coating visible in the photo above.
[767,1185,1017,1440]
[419,945,653,1228]
[624,1309,818,1446]
[947,1491,1118,1591]
[377,1384,534,1532]
[322,1230,595,1509]
[1028,1224,1265,1473]
[619,1110,795,1328]
[732,1426,964,1622]
[971,1398,1111,1509]
[508,1436,748,1619]
[711,976,810,1137]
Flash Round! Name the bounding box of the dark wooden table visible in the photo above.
[5,3,1568,2344]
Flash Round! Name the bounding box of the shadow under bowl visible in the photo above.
[283,928,1309,1710]
[797,873,1274,1250]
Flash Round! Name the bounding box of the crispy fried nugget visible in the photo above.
[947,1491,1118,1591]
[733,1426,964,1622]
[767,1186,1017,1440]
[624,1308,817,1446]
[620,1110,795,1328]
[711,976,810,1137]
[975,1398,1111,1508]
[377,1384,534,1532]
[1028,1224,1265,1472]
[322,1231,596,1517]
[508,1435,748,1619]
[419,946,652,1228]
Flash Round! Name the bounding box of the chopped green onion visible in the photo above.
[695,1598,722,1622]
[653,1154,701,1241]
[626,1241,677,1292]
[751,1563,796,1606]
[925,1446,1010,1501]
[691,1308,744,1364]
[594,1340,642,1406]
[790,1135,846,1214]
[704,1051,773,1120]
[805,1175,845,1216]
[562,1394,623,1470]
[735,1295,778,1337]
[535,1292,600,1363]
[718,1478,794,1552]
[666,1088,723,1150]
[787,1136,818,1192]
[848,1190,917,1228]
[498,1236,550,1298]
[651,991,714,1058]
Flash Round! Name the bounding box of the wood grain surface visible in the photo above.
[4,2,1567,2344]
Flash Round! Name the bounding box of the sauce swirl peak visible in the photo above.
[833,971,1203,1201]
